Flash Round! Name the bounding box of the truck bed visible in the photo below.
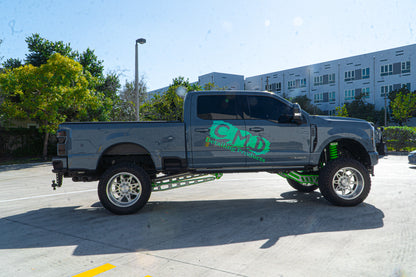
[60,121,186,171]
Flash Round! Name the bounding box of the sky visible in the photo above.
[1,0,416,91]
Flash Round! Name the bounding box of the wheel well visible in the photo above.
[97,143,156,178]
[320,139,371,168]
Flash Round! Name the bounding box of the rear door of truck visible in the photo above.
[189,93,247,169]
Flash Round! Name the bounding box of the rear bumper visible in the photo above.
[52,157,67,173]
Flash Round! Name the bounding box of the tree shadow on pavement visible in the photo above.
[0,191,384,256]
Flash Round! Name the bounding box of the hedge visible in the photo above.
[383,126,416,152]
[0,128,57,159]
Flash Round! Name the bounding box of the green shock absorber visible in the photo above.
[329,142,338,160]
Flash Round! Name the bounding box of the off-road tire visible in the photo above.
[318,158,371,206]
[98,163,151,215]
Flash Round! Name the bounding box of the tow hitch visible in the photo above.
[51,173,63,190]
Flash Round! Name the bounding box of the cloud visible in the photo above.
[293,16,303,27]
[265,19,271,27]
[222,21,233,32]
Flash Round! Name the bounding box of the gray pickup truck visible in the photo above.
[52,90,378,214]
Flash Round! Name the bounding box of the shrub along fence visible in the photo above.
[383,126,416,152]
[0,128,56,160]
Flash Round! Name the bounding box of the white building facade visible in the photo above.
[245,44,415,114]
[149,44,414,114]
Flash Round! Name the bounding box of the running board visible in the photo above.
[152,173,223,191]
[278,171,319,186]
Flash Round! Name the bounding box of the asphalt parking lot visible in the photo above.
[0,155,415,277]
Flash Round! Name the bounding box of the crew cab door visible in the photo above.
[243,95,310,167]
[189,94,246,169]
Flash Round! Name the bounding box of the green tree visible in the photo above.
[344,93,383,124]
[290,95,323,114]
[13,33,119,122]
[0,53,104,159]
[335,105,349,117]
[25,33,74,66]
[141,77,202,121]
[2,58,23,69]
[390,91,416,125]
[77,48,104,78]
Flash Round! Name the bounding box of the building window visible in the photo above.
[402,61,411,73]
[344,70,355,81]
[288,78,306,89]
[402,83,411,91]
[300,78,307,87]
[314,93,323,103]
[328,73,336,84]
[328,91,336,102]
[362,67,370,79]
[381,64,393,76]
[344,89,355,101]
[362,87,370,98]
[381,85,393,97]
[267,82,282,92]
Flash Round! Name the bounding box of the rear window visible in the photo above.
[197,95,242,120]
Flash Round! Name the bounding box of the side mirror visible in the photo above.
[293,103,303,124]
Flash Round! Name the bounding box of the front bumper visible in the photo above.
[369,151,379,166]
[409,151,416,165]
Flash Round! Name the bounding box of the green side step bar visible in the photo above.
[152,173,223,191]
[278,171,319,186]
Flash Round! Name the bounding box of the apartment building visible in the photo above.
[245,44,415,114]
[148,44,414,114]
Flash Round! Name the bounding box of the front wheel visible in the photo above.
[98,163,151,215]
[318,158,371,206]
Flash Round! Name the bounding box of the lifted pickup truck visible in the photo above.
[52,90,378,214]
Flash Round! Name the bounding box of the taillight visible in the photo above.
[58,144,66,155]
[57,130,67,144]
[57,129,67,155]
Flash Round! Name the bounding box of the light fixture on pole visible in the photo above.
[135,38,146,121]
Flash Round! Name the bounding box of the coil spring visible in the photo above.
[329,142,338,160]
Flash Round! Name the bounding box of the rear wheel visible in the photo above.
[98,163,151,215]
[318,158,371,206]
[287,178,318,192]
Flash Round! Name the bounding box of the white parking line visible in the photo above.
[0,189,96,203]
[0,177,275,204]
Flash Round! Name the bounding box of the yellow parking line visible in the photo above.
[72,263,116,277]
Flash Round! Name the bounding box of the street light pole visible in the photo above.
[135,38,146,121]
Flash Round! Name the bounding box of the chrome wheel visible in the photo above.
[106,172,142,207]
[332,167,364,200]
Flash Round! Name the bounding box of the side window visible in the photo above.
[247,96,292,123]
[197,95,241,120]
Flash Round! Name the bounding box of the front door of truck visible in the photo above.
[243,95,310,167]
[190,94,246,169]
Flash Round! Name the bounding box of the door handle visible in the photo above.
[195,128,210,133]
[249,127,264,132]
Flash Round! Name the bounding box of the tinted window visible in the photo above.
[247,96,292,123]
[197,95,241,120]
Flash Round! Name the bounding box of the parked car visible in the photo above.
[409,150,416,165]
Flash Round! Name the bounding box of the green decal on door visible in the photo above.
[206,120,270,162]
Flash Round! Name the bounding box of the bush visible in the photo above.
[383,126,416,152]
[0,128,57,159]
